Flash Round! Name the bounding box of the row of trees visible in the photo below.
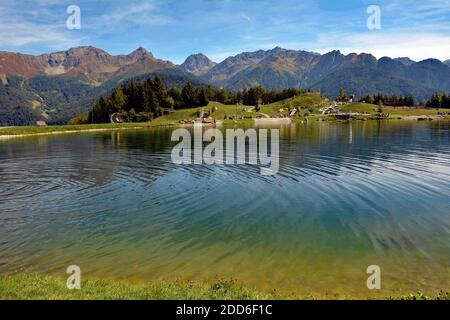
[86,76,308,123]
[91,78,450,124]
[83,75,447,125]
[89,76,176,123]
[234,87,306,106]
[425,93,450,109]
[175,85,306,107]
[360,94,415,107]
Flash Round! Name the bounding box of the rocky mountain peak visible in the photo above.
[394,57,416,66]
[180,53,216,76]
[127,47,154,60]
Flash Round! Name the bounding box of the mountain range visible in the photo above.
[182,47,450,101]
[1,46,450,125]
[0,46,205,125]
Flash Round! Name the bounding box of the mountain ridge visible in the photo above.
[1,45,450,126]
[197,47,450,102]
[180,53,217,76]
[0,46,172,80]
[0,46,206,125]
[394,57,416,66]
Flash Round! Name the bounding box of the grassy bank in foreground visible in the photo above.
[0,275,448,300]
[0,275,277,300]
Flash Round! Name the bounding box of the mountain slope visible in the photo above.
[0,46,163,80]
[310,65,433,102]
[0,47,206,125]
[404,59,450,91]
[1,45,450,126]
[199,48,450,101]
[394,57,416,66]
[180,54,216,76]
[202,49,280,84]
[0,76,43,126]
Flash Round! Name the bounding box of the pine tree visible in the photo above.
[182,82,196,107]
[168,87,183,109]
[366,95,375,104]
[198,88,209,106]
[426,93,441,109]
[215,88,228,104]
[441,93,449,109]
[145,90,159,113]
[338,88,346,102]
[151,76,167,102]
[163,96,175,110]
[95,97,112,123]
[111,88,126,111]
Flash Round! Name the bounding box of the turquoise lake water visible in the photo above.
[0,121,449,298]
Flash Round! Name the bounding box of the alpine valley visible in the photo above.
[1,46,450,125]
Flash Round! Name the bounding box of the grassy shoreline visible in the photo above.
[0,274,448,300]
[1,98,448,138]
[0,122,165,138]
[0,120,253,138]
[1,116,448,139]
[0,275,280,300]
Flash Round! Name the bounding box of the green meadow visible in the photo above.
[1,94,447,138]
[1,275,448,300]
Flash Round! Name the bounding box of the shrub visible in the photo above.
[67,114,89,125]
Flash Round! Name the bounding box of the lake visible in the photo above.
[0,121,449,298]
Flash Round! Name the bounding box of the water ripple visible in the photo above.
[0,122,449,294]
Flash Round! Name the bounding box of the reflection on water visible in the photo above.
[0,121,449,298]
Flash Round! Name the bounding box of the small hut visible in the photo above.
[36,121,47,127]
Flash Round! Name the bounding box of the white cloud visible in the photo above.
[0,0,449,64]
[94,1,171,28]
[240,13,252,22]
[0,3,82,50]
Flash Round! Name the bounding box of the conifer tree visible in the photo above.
[182,82,196,107]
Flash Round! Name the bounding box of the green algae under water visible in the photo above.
[0,121,449,299]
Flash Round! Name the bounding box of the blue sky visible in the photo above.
[0,0,449,63]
